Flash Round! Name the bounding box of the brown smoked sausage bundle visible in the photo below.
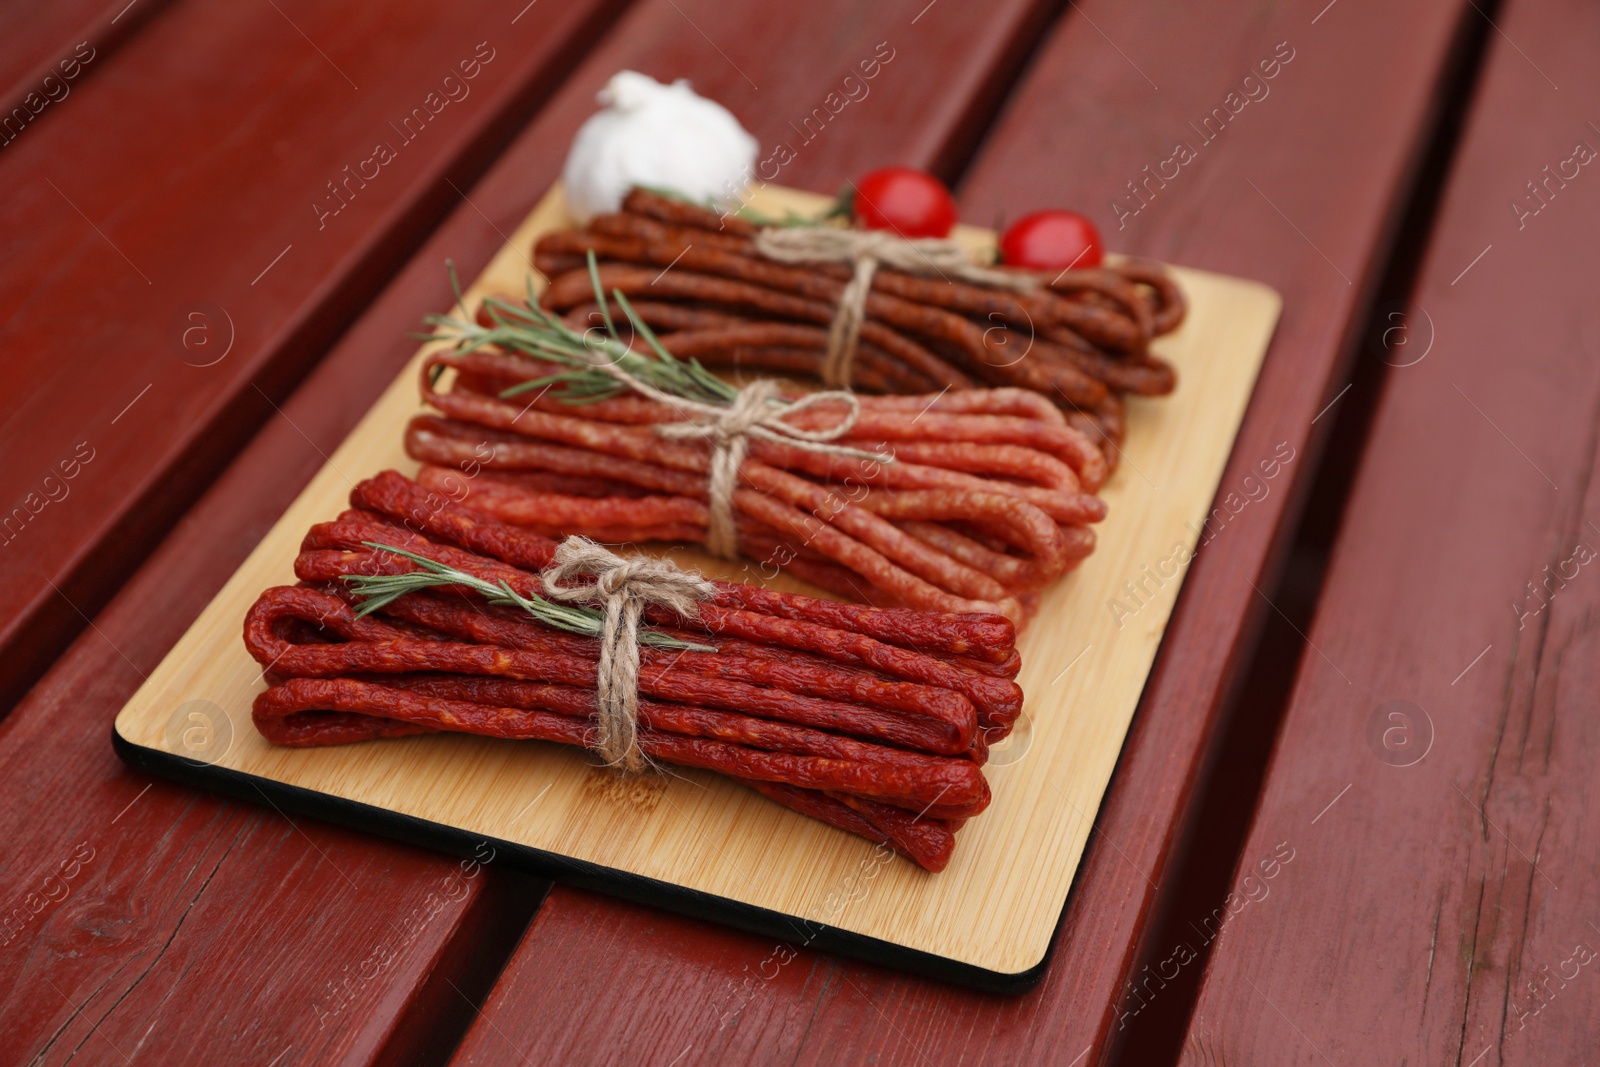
[526,188,1187,466]
[408,345,1107,626]
[242,472,1023,871]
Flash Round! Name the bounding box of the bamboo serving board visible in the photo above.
[113,183,1280,991]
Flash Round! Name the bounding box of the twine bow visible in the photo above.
[754,227,1041,387]
[576,354,893,560]
[542,536,718,771]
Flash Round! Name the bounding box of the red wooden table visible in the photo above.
[0,0,1573,1063]
[1181,1,1600,1063]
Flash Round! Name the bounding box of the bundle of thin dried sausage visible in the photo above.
[243,471,1022,871]
[525,188,1186,464]
[407,338,1106,624]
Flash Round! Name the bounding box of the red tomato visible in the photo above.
[851,167,957,238]
[999,210,1104,271]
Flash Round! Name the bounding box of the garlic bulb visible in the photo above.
[562,71,758,223]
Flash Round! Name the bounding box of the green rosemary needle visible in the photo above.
[424,251,739,407]
[342,542,715,652]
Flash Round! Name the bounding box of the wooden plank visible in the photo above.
[444,1,1483,1064]
[113,180,1279,983]
[1179,1,1600,1062]
[0,4,628,1058]
[0,205,550,1067]
[0,368,548,1061]
[0,0,628,712]
[0,0,171,135]
[0,0,1076,1059]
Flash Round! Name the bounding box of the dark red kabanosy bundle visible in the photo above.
[242,472,1023,871]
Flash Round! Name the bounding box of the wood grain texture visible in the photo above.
[0,0,627,713]
[0,490,540,1066]
[0,0,1095,1059]
[445,1,1482,1065]
[0,0,172,129]
[0,2,619,1063]
[113,181,1277,979]
[1181,1,1600,1062]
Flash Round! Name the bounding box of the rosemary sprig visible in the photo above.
[424,251,737,407]
[343,542,715,652]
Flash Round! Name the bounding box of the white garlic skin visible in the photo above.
[562,70,759,223]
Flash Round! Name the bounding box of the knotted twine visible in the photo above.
[753,227,1043,388]
[542,536,718,771]
[573,352,893,561]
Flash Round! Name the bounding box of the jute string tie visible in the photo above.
[753,227,1041,387]
[575,353,893,560]
[542,536,718,771]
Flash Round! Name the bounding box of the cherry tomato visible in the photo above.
[851,167,957,238]
[999,210,1104,271]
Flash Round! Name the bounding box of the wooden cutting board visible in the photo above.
[113,183,1279,991]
